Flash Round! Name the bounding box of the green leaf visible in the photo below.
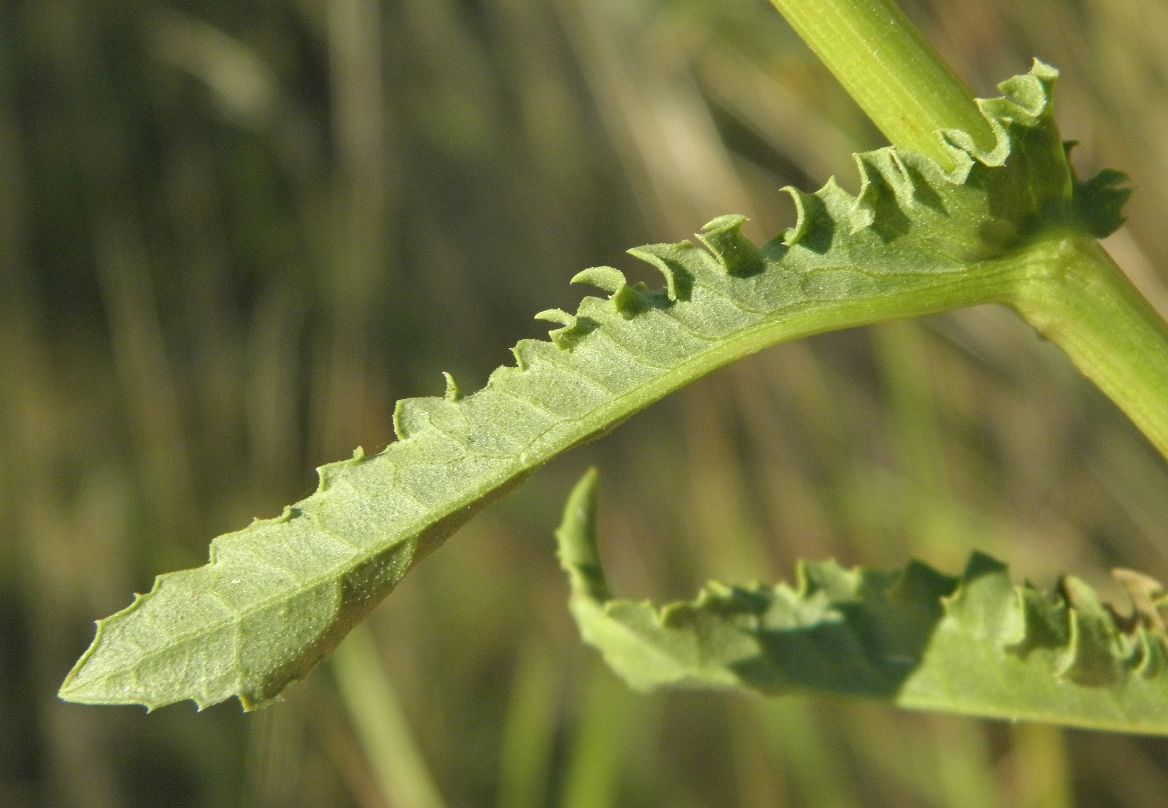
[60,62,1125,711]
[556,470,1168,735]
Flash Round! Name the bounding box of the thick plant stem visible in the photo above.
[768,0,994,167]
[1011,236,1168,459]
[765,0,1168,458]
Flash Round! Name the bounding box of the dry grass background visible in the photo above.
[3,0,1168,805]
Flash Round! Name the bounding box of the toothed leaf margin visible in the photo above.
[557,471,1168,735]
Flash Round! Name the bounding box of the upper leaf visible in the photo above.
[557,470,1168,734]
[60,61,1128,711]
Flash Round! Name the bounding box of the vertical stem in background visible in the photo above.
[496,643,560,808]
[331,626,447,808]
[767,0,994,167]
[318,0,390,456]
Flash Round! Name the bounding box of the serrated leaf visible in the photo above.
[556,471,1168,734]
[61,62,1128,711]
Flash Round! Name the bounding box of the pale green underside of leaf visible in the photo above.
[557,470,1168,735]
[60,61,1128,711]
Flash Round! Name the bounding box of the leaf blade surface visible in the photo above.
[61,62,1128,710]
[556,471,1168,734]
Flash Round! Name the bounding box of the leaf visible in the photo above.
[60,62,1125,711]
[556,470,1168,735]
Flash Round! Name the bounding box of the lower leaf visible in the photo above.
[557,470,1168,734]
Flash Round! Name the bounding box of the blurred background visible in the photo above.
[4,0,1168,805]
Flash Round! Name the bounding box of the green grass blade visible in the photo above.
[330,626,446,808]
[556,470,1168,735]
[496,642,559,808]
[60,63,1129,711]
[559,668,634,808]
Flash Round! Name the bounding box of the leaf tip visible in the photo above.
[555,468,610,602]
[58,627,141,709]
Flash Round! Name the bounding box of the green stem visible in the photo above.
[768,0,995,167]
[766,0,1168,458]
[1009,236,1168,459]
[331,626,446,808]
